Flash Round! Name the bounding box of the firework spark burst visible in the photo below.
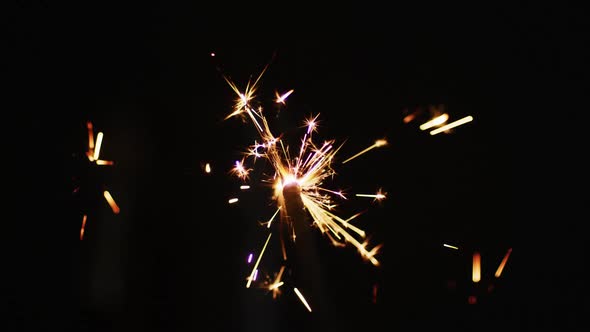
[220,64,387,305]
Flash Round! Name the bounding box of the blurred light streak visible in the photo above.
[429,115,473,135]
[275,89,294,104]
[472,251,481,283]
[247,253,253,263]
[80,214,87,240]
[103,190,120,214]
[419,113,449,130]
[494,248,512,278]
[87,121,94,150]
[228,198,239,204]
[443,243,459,250]
[240,185,250,190]
[93,132,104,161]
[293,287,312,312]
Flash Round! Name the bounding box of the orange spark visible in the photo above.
[494,248,512,278]
[472,251,481,283]
[103,190,120,214]
[80,214,87,240]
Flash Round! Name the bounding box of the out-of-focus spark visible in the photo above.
[93,132,104,161]
[494,248,512,278]
[80,214,87,240]
[372,283,378,304]
[341,139,388,164]
[210,52,216,57]
[103,190,120,214]
[472,251,481,283]
[275,89,294,104]
[419,113,449,130]
[247,253,253,263]
[266,207,281,229]
[443,243,459,250]
[96,160,114,166]
[205,163,211,173]
[246,233,272,288]
[429,115,473,135]
[240,185,250,190]
[228,198,239,204]
[293,287,312,312]
[87,121,95,150]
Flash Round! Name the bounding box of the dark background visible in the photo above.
[7,3,586,332]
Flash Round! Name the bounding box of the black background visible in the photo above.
[6,3,587,332]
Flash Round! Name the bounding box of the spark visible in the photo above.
[240,185,250,190]
[419,113,449,130]
[80,214,87,240]
[355,188,387,201]
[247,253,253,263]
[87,121,95,150]
[293,287,312,312]
[228,198,239,204]
[269,265,286,299]
[275,89,294,104]
[75,121,119,240]
[246,233,272,288]
[266,207,281,229]
[472,251,481,283]
[494,248,512,278]
[93,132,104,161]
[205,163,211,173]
[341,139,388,164]
[429,115,473,135]
[103,190,120,214]
[443,243,459,250]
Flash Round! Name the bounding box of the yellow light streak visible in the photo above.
[355,189,386,201]
[419,113,449,130]
[96,160,114,166]
[429,115,473,135]
[246,233,272,288]
[443,243,459,250]
[266,207,281,228]
[103,190,120,214]
[341,139,387,164]
[93,132,104,161]
[494,248,512,278]
[293,287,312,312]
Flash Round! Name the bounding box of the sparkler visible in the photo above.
[220,64,386,308]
